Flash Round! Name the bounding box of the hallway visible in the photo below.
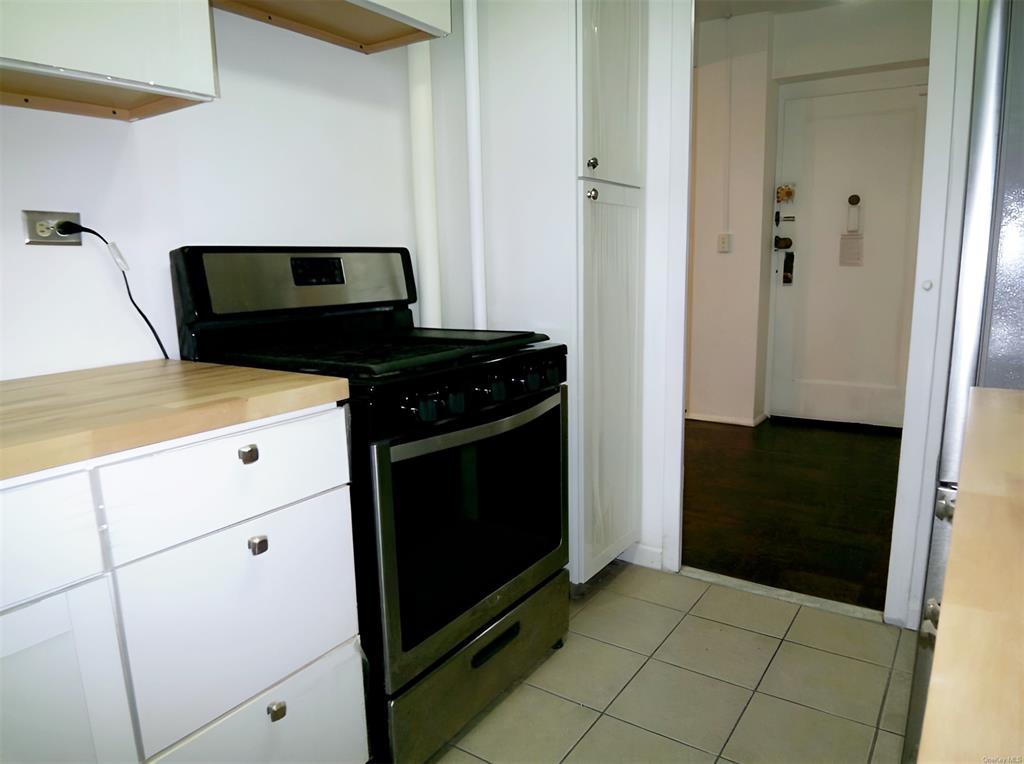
[682,416,902,610]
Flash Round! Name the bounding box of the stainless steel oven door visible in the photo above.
[371,385,568,694]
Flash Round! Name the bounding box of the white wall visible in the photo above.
[0,9,416,381]
[428,0,474,328]
[773,0,932,81]
[687,13,775,426]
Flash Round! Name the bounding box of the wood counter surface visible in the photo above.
[0,360,348,480]
[918,387,1024,763]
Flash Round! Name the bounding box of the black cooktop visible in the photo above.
[215,328,549,378]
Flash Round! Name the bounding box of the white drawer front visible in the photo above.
[155,638,367,764]
[117,487,358,757]
[100,407,349,564]
[0,472,103,609]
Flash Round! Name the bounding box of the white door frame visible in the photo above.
[665,0,978,629]
[763,66,930,424]
[620,0,691,574]
[884,0,979,628]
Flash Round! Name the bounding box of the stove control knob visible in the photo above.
[447,390,466,415]
[526,368,541,392]
[544,364,561,386]
[482,378,507,403]
[399,395,420,420]
[419,393,445,423]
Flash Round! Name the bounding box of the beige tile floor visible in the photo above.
[435,563,916,764]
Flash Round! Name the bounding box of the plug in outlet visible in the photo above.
[717,233,732,253]
[23,210,82,245]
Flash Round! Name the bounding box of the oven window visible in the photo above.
[389,401,563,651]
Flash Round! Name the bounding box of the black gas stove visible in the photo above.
[170,246,570,764]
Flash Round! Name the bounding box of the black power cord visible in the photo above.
[55,221,170,360]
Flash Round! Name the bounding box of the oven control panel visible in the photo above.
[358,344,567,438]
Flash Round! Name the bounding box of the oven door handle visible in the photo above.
[389,391,562,463]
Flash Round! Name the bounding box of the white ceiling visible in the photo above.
[695,0,844,22]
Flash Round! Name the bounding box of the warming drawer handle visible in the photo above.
[266,701,287,722]
[471,622,521,669]
[238,444,259,464]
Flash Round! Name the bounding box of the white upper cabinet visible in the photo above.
[579,0,647,187]
[0,0,217,121]
[210,0,450,55]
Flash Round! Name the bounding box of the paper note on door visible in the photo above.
[839,234,863,267]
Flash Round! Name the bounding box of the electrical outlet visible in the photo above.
[23,210,82,245]
[717,233,732,253]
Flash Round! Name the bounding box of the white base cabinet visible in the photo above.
[0,577,136,764]
[155,639,367,764]
[117,487,358,757]
[0,403,366,763]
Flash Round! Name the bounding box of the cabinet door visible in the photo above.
[579,0,647,187]
[0,578,137,764]
[0,0,216,96]
[577,180,644,581]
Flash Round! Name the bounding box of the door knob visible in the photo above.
[266,701,287,722]
[237,444,259,464]
[248,535,269,556]
[585,188,599,200]
[586,156,599,169]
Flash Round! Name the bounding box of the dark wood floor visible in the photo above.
[682,416,901,610]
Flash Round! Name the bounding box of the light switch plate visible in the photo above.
[717,232,732,253]
[23,210,82,245]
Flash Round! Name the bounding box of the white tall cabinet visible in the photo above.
[579,0,647,187]
[475,0,647,584]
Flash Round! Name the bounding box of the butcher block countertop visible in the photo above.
[0,360,348,480]
[918,387,1024,763]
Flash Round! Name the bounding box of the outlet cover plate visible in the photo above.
[23,210,82,245]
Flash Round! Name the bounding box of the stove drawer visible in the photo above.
[99,407,348,564]
[116,487,358,757]
[153,638,367,764]
[1,472,103,609]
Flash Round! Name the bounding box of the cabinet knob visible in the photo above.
[586,156,599,169]
[266,701,287,722]
[585,188,599,201]
[238,444,259,464]
[248,535,269,556]
[923,598,941,628]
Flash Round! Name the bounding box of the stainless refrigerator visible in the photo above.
[903,0,1024,759]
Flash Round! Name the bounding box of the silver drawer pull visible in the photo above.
[248,535,269,556]
[237,444,259,464]
[267,701,287,722]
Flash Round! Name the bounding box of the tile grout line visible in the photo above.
[716,603,803,758]
[865,627,904,763]
[593,583,902,670]
[868,666,898,762]
[558,582,714,763]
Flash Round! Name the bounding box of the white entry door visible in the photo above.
[769,77,927,427]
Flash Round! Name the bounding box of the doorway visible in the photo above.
[682,4,930,611]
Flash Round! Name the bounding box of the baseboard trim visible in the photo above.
[685,412,765,427]
[618,543,663,570]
